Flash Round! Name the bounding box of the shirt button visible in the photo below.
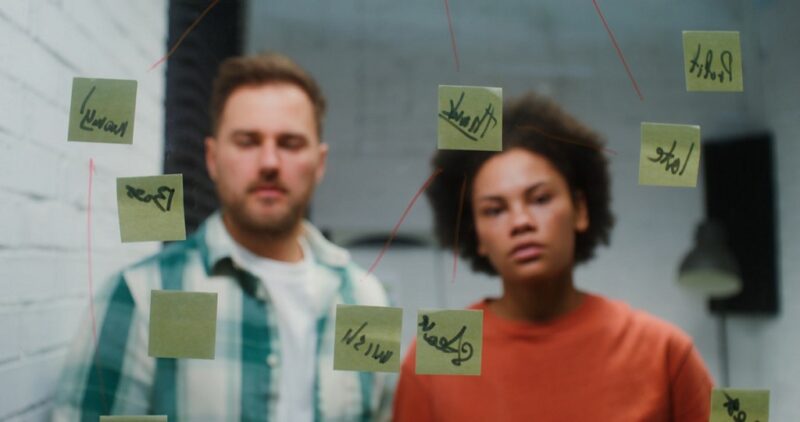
[266,354,279,367]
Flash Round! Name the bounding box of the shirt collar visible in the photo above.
[199,211,349,275]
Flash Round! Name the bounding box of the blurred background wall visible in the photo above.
[0,0,798,419]
[246,0,798,418]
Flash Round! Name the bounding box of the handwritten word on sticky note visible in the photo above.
[68,77,137,144]
[117,174,186,242]
[438,85,502,151]
[710,389,769,422]
[100,416,167,422]
[416,309,483,375]
[683,31,743,92]
[334,305,402,373]
[149,290,217,359]
[638,122,701,187]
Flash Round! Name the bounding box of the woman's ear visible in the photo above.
[574,191,589,233]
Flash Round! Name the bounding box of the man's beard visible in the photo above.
[226,199,306,238]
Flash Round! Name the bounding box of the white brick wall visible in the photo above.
[0,1,167,420]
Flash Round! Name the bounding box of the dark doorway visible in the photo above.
[163,0,244,234]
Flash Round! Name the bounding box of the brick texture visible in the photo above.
[0,1,167,419]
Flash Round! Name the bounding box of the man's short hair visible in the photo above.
[426,92,615,275]
[209,52,327,136]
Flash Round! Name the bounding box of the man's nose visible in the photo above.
[258,140,280,171]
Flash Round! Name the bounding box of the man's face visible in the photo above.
[205,83,328,237]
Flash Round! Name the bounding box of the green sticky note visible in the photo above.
[709,389,769,422]
[438,85,502,151]
[415,309,483,375]
[683,31,743,92]
[148,290,218,359]
[117,174,186,242]
[68,77,137,144]
[638,122,701,187]
[333,305,402,373]
[100,417,167,422]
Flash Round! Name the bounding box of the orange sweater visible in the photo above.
[393,294,713,422]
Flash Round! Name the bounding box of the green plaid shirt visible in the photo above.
[52,212,394,421]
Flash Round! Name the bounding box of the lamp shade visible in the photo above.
[678,221,742,297]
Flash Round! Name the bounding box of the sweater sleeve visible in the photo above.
[669,341,714,422]
[392,343,436,422]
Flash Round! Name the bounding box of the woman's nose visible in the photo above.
[509,204,536,236]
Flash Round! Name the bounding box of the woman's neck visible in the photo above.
[491,272,584,323]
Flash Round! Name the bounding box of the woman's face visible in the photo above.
[471,148,589,283]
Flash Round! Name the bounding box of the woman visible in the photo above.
[393,93,713,421]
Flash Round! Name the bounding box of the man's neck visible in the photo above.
[222,213,304,262]
[491,271,584,323]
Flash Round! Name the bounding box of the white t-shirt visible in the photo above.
[232,238,334,422]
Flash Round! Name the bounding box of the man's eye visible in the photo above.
[280,135,307,150]
[234,137,257,147]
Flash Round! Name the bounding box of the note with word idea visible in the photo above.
[710,389,769,422]
[416,309,483,375]
[117,174,186,242]
[639,122,701,188]
[683,31,743,92]
[438,85,502,151]
[334,305,402,373]
[68,77,137,144]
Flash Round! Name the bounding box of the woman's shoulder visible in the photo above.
[590,294,694,345]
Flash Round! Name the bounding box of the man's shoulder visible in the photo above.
[343,261,390,306]
[108,230,205,295]
[301,221,390,306]
[126,234,203,274]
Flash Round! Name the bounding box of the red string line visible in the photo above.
[363,168,444,280]
[452,174,468,284]
[148,0,221,71]
[591,0,644,101]
[517,124,617,155]
[86,158,107,412]
[443,0,460,72]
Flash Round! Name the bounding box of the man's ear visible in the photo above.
[315,141,329,184]
[574,191,589,233]
[205,136,218,182]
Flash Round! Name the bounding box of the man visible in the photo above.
[52,53,392,421]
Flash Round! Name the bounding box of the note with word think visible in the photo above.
[710,389,769,422]
[683,31,743,92]
[148,290,218,359]
[334,305,402,373]
[100,416,167,422]
[117,174,186,242]
[68,77,137,144]
[638,122,701,187]
[438,85,502,151]
[416,309,483,375]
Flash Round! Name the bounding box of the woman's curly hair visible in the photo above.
[426,92,614,275]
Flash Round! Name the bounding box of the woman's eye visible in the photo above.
[481,207,503,217]
[533,194,551,205]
